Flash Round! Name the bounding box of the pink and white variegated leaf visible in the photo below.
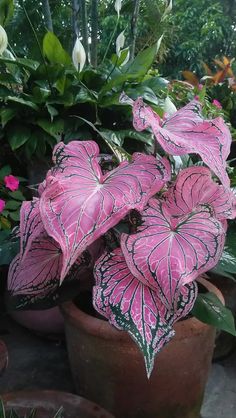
[121,199,225,308]
[164,166,234,220]
[93,248,197,377]
[131,97,231,187]
[7,232,92,310]
[40,141,171,282]
[20,199,45,259]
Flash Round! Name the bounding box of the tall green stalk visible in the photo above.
[80,0,89,61]
[41,0,53,32]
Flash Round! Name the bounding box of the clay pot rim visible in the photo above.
[60,276,224,343]
[2,390,114,418]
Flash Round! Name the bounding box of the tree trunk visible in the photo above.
[90,0,98,67]
[72,0,80,41]
[41,0,53,32]
[80,0,89,60]
[130,0,141,60]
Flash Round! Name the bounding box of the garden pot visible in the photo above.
[0,339,8,376]
[2,390,114,418]
[61,278,223,418]
[10,306,65,336]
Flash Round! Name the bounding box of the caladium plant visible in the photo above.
[7,97,236,377]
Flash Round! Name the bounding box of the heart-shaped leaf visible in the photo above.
[121,199,225,307]
[93,248,197,377]
[131,98,231,187]
[164,166,234,220]
[40,141,171,281]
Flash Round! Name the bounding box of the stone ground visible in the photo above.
[0,314,236,418]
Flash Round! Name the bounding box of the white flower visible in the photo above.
[163,96,177,116]
[116,30,125,56]
[120,48,130,66]
[72,38,86,72]
[114,0,122,18]
[0,25,8,55]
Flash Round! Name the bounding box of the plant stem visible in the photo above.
[101,17,119,64]
[20,1,53,93]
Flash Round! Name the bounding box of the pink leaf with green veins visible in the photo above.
[132,98,231,187]
[20,199,45,259]
[164,166,235,220]
[121,199,225,308]
[93,248,197,377]
[40,141,171,282]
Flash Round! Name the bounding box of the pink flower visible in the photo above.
[4,175,19,191]
[194,95,200,101]
[198,84,204,91]
[0,199,5,213]
[212,99,222,109]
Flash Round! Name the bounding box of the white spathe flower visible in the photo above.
[116,30,125,56]
[163,96,177,116]
[72,38,86,72]
[120,47,130,66]
[114,0,122,18]
[0,25,8,55]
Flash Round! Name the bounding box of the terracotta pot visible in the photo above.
[0,340,8,376]
[61,278,223,418]
[2,390,114,418]
[10,306,65,336]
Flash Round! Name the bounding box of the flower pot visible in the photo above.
[2,390,114,418]
[0,339,8,376]
[10,307,65,336]
[61,278,223,418]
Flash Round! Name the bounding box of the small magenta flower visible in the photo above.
[194,95,200,101]
[212,99,222,109]
[0,199,5,213]
[4,175,19,191]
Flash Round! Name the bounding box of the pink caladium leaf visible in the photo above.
[40,141,171,282]
[93,248,197,377]
[164,166,235,220]
[121,199,225,308]
[7,232,92,310]
[130,97,231,187]
[20,199,45,259]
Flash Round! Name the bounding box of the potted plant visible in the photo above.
[6,97,236,418]
[1,391,114,418]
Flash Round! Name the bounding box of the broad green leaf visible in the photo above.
[37,118,64,139]
[75,87,98,104]
[125,43,159,76]
[192,291,236,336]
[5,96,39,111]
[0,108,16,127]
[0,236,19,265]
[43,32,71,65]
[7,125,31,150]
[8,190,25,201]
[32,86,50,103]
[46,104,58,121]
[0,164,11,179]
[5,200,21,210]
[0,0,14,26]
[0,56,39,70]
[9,211,20,221]
[0,215,11,229]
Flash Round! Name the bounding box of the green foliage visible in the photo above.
[0,31,169,162]
[160,0,236,78]
[192,291,236,336]
[0,0,14,27]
